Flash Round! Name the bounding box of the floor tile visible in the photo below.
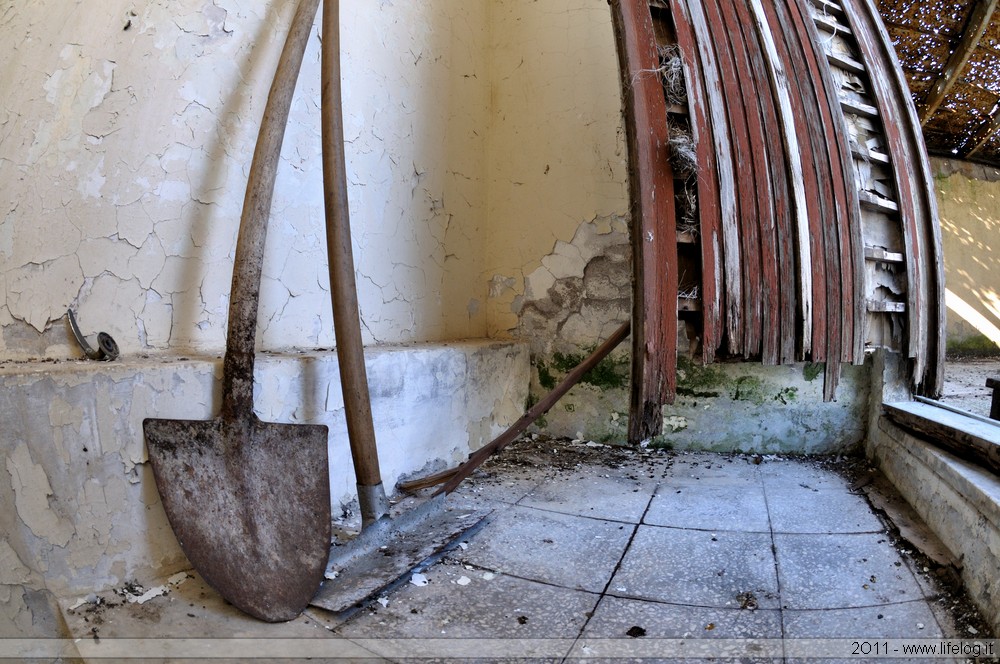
[783,602,944,638]
[570,595,782,662]
[583,594,783,638]
[609,526,779,609]
[783,603,953,664]
[759,459,852,491]
[335,565,596,641]
[645,483,770,532]
[774,533,923,609]
[61,571,370,663]
[518,470,652,523]
[334,565,590,662]
[454,506,633,593]
[665,453,764,486]
[767,485,885,534]
[450,471,546,508]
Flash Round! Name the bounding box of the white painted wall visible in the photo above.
[1,0,628,362]
[0,0,491,359]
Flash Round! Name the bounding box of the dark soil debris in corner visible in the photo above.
[821,456,995,642]
[468,433,676,489]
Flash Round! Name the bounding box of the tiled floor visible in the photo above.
[61,440,985,662]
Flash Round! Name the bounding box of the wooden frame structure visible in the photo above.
[611,0,946,442]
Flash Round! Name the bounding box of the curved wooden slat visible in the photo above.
[759,0,831,363]
[682,0,744,355]
[610,0,679,441]
[709,0,769,360]
[671,0,725,363]
[747,0,814,360]
[733,0,796,365]
[841,0,945,395]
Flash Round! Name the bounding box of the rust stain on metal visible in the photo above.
[145,415,331,621]
[143,0,331,622]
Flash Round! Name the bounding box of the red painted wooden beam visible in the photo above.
[610,0,679,442]
[671,0,724,364]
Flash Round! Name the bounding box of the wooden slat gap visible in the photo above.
[841,98,879,117]
[864,246,905,263]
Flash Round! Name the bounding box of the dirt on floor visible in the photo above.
[472,435,995,647]
[941,357,1000,417]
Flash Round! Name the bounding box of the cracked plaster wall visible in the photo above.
[0,0,490,359]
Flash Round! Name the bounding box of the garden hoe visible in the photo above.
[143,0,330,623]
[308,0,489,614]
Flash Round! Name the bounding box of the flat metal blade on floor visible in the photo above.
[310,495,491,613]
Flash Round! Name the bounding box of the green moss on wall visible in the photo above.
[802,362,823,382]
[546,349,630,390]
[536,361,557,390]
[676,355,727,397]
[774,387,799,405]
[731,375,767,404]
[676,356,806,407]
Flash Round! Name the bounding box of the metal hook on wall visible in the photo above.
[67,309,120,361]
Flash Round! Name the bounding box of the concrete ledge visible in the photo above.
[0,340,528,636]
[870,416,1000,635]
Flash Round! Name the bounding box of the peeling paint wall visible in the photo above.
[0,1,490,359]
[517,216,633,440]
[931,158,1000,354]
[484,1,628,339]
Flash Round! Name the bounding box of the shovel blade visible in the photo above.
[143,414,331,622]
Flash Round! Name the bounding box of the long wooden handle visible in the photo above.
[222,0,321,418]
[398,322,631,495]
[322,0,382,488]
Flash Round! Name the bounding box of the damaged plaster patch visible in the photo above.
[517,216,631,358]
[66,477,130,570]
[6,256,84,333]
[663,415,689,433]
[31,47,116,167]
[6,443,74,547]
[516,216,632,440]
[0,539,33,587]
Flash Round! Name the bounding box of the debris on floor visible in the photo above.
[56,434,994,662]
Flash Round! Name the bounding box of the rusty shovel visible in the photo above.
[143,0,330,623]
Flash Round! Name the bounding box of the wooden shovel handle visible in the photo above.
[322,0,382,487]
[222,0,321,418]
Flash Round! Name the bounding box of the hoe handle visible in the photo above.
[222,0,320,419]
[322,1,384,494]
